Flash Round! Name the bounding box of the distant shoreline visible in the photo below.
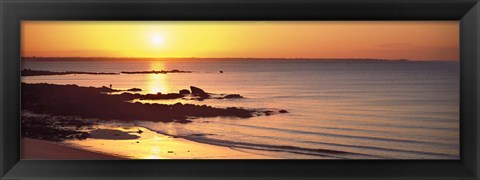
[21,69,192,76]
[21,57,459,62]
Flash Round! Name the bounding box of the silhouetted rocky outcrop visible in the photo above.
[223,94,243,99]
[179,89,190,95]
[190,86,210,99]
[126,88,142,92]
[115,92,185,101]
[21,83,263,123]
[190,86,206,95]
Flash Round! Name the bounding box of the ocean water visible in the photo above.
[22,59,460,159]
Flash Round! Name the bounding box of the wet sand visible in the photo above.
[22,138,126,160]
[23,126,275,159]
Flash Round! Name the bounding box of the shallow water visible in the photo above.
[22,59,459,159]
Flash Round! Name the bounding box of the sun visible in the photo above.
[151,34,164,45]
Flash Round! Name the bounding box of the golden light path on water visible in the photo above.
[145,61,180,140]
[147,61,170,94]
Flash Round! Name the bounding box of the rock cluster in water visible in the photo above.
[21,83,283,124]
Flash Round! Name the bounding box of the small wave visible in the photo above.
[182,136,385,159]
[141,126,385,159]
[220,123,456,147]
[239,133,458,159]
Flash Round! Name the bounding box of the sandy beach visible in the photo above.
[22,138,126,160]
[22,126,274,159]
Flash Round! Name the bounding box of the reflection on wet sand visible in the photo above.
[64,126,275,159]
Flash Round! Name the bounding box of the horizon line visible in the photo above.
[21,56,459,62]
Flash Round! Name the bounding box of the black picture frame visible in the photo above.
[1,0,479,179]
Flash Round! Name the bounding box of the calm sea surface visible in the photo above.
[22,60,459,159]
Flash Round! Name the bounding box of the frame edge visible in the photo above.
[460,1,480,179]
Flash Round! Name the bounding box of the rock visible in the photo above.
[179,89,190,95]
[190,86,209,98]
[175,119,193,124]
[190,86,206,94]
[225,107,253,118]
[223,94,243,99]
[264,110,274,116]
[279,110,288,113]
[127,88,142,92]
[220,71,223,73]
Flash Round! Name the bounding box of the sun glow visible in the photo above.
[22,21,459,60]
[151,34,164,46]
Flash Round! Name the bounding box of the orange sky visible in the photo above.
[21,21,459,61]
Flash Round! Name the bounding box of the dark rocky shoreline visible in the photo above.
[105,86,245,101]
[21,114,93,142]
[22,83,286,123]
[21,83,288,142]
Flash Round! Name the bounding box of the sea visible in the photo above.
[22,59,460,159]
